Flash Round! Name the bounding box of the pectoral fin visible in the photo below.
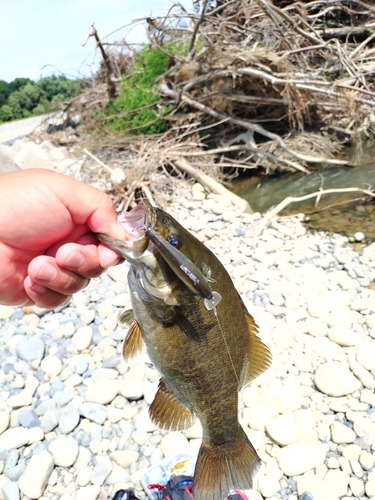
[120,310,145,361]
[149,379,196,431]
[240,296,272,387]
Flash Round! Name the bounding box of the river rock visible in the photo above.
[91,457,112,485]
[17,410,39,428]
[365,470,375,497]
[0,428,29,450]
[59,408,80,434]
[85,380,119,404]
[297,474,339,500]
[40,355,62,378]
[76,467,91,487]
[1,481,19,500]
[120,378,144,401]
[258,474,280,498]
[314,362,360,396]
[48,436,79,466]
[110,450,139,469]
[327,327,358,347]
[0,411,10,434]
[72,326,93,351]
[356,342,375,371]
[79,403,107,425]
[15,337,45,361]
[276,442,328,476]
[75,485,100,500]
[18,451,53,499]
[160,432,191,457]
[331,421,356,444]
[265,412,296,446]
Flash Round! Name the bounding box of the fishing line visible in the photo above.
[210,300,240,387]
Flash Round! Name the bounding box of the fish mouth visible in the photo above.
[98,201,152,258]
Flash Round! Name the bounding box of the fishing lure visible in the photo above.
[143,225,222,310]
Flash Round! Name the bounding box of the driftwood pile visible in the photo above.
[53,0,375,210]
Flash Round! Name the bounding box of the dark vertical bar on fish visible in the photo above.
[143,226,214,301]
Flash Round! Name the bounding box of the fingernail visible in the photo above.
[63,251,85,268]
[36,263,58,282]
[30,282,47,294]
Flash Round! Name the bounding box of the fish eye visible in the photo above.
[167,233,182,249]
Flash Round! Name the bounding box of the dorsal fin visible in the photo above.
[238,294,272,387]
[120,309,145,361]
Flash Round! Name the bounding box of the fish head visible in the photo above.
[98,201,201,305]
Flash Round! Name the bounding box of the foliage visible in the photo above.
[0,75,85,123]
[105,45,171,135]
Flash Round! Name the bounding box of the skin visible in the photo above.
[0,168,125,308]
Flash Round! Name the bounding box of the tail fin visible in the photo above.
[193,426,260,500]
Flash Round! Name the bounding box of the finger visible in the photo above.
[55,242,121,278]
[28,256,89,295]
[24,276,72,309]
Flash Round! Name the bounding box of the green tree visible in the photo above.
[0,105,13,122]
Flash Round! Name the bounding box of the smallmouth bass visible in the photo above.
[99,201,271,500]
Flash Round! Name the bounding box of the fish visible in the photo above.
[98,201,271,500]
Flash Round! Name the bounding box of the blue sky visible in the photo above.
[0,0,190,82]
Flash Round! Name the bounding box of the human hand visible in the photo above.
[0,168,125,308]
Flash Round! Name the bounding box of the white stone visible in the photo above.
[323,469,349,497]
[40,355,62,377]
[110,450,139,469]
[18,451,54,499]
[349,476,364,497]
[120,378,144,400]
[297,473,339,500]
[0,411,10,434]
[366,471,375,497]
[258,383,302,414]
[330,421,356,444]
[258,474,280,498]
[27,427,45,444]
[314,362,360,397]
[107,406,124,423]
[0,306,14,320]
[265,412,296,446]
[1,481,19,500]
[85,379,119,404]
[72,326,93,351]
[327,327,358,347]
[184,419,203,439]
[276,442,328,476]
[160,432,191,457]
[48,436,79,466]
[356,342,375,371]
[76,467,91,487]
[75,485,100,500]
[0,427,29,449]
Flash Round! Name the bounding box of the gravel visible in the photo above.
[0,175,375,500]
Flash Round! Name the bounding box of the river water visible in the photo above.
[232,148,375,242]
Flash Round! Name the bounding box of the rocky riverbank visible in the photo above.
[0,156,375,500]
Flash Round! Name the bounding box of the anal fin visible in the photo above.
[149,379,195,431]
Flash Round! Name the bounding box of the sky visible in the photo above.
[0,0,191,83]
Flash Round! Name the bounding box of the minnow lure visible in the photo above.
[143,225,222,310]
